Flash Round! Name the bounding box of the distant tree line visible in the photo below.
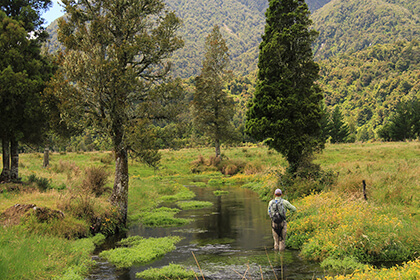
[378,98,420,141]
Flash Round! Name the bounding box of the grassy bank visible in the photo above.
[244,141,420,275]
[0,142,419,279]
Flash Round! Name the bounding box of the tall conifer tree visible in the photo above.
[246,0,325,173]
[193,25,235,158]
[0,0,52,181]
[328,106,350,143]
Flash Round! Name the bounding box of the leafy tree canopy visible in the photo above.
[54,0,184,222]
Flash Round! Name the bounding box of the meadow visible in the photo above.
[0,141,419,279]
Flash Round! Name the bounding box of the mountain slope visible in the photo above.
[312,0,420,60]
[44,0,419,79]
[165,0,264,78]
[319,39,419,140]
[166,0,333,78]
[44,0,332,78]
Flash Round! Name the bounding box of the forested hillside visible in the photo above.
[312,0,420,60]
[164,0,333,78]
[44,0,332,78]
[42,0,420,144]
[44,0,418,78]
[165,0,264,78]
[319,39,419,140]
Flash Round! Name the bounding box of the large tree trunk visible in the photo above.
[1,138,10,182]
[215,138,221,159]
[110,147,129,224]
[10,138,19,181]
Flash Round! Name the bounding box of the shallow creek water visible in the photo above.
[87,185,328,280]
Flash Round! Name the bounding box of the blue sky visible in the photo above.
[42,0,65,26]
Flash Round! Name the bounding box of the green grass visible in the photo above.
[0,227,103,280]
[0,142,419,278]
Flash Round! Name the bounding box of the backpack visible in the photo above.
[271,199,286,225]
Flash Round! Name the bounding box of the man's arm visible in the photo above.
[267,200,273,216]
[284,200,296,212]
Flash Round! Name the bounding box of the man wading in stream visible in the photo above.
[268,189,296,251]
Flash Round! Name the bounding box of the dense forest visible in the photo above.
[312,0,420,60]
[42,0,419,148]
[319,40,419,140]
[44,0,336,78]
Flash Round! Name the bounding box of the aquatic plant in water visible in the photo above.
[213,190,229,196]
[99,236,182,269]
[140,208,192,227]
[136,263,196,280]
[176,200,213,210]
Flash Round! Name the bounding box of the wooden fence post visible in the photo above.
[362,180,367,200]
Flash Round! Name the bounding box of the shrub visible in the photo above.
[244,161,264,175]
[28,175,52,191]
[279,162,337,199]
[209,155,222,166]
[217,159,247,175]
[81,166,110,197]
[57,191,96,220]
[323,258,420,280]
[190,155,211,173]
[53,160,80,175]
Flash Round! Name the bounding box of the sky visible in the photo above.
[42,0,65,26]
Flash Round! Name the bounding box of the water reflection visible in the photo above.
[87,185,326,280]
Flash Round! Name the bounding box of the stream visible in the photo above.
[87,185,328,280]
